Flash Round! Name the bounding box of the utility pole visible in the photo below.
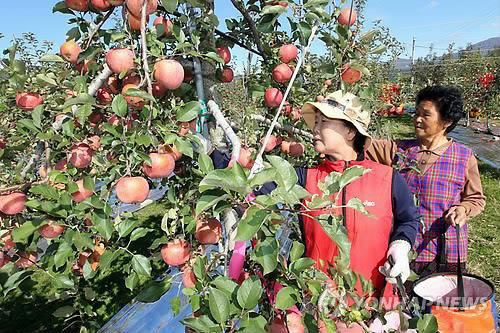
[410,36,416,86]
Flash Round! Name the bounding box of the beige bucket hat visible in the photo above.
[302,90,372,149]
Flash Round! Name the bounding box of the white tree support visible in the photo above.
[207,100,241,162]
[250,114,313,140]
[249,24,320,178]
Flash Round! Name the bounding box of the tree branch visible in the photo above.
[140,0,153,127]
[0,180,47,194]
[20,142,44,179]
[229,0,268,63]
[140,1,153,95]
[84,8,115,50]
[171,10,264,58]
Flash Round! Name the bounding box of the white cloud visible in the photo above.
[427,1,439,8]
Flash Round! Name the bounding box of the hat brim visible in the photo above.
[302,101,372,150]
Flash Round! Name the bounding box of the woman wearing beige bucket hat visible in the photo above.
[298,90,420,302]
[210,89,420,308]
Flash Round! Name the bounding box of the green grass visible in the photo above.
[468,163,500,294]
[376,115,500,296]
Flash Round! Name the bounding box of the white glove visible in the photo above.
[379,240,411,284]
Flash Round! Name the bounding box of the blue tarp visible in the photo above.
[98,268,191,333]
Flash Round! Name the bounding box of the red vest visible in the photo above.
[303,158,396,301]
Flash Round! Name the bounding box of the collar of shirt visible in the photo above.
[417,139,453,156]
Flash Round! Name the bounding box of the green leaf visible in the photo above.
[136,278,171,302]
[52,305,75,318]
[210,276,238,298]
[84,287,97,301]
[176,101,201,122]
[338,166,370,189]
[360,30,377,42]
[275,286,299,310]
[249,168,277,188]
[129,228,153,242]
[290,241,305,262]
[82,260,95,280]
[240,313,267,333]
[195,190,228,215]
[198,153,214,174]
[2,270,33,297]
[170,296,181,316]
[237,277,262,309]
[98,249,119,272]
[316,215,351,268]
[267,156,297,191]
[182,315,220,333]
[31,105,44,130]
[236,206,268,241]
[417,314,439,333]
[36,73,58,86]
[304,0,329,8]
[205,51,224,64]
[40,54,65,62]
[209,288,230,324]
[192,256,206,282]
[252,238,278,275]
[290,258,316,273]
[261,4,287,16]
[66,27,81,41]
[112,94,128,117]
[124,88,154,102]
[298,21,312,45]
[125,272,139,291]
[371,45,387,55]
[76,104,92,124]
[199,166,251,195]
[12,220,43,242]
[54,242,73,269]
[53,275,75,289]
[83,176,95,192]
[346,197,371,216]
[174,138,193,158]
[17,119,39,133]
[131,254,151,277]
[135,134,152,147]
[62,94,95,109]
[161,0,178,13]
[319,171,341,195]
[116,218,141,238]
[72,231,94,251]
[30,184,59,200]
[92,211,113,241]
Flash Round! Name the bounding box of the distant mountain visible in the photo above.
[393,36,500,72]
[394,58,412,72]
[469,37,500,53]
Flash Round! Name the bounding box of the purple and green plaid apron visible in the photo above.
[396,140,472,263]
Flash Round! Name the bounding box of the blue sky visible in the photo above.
[0,0,498,67]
